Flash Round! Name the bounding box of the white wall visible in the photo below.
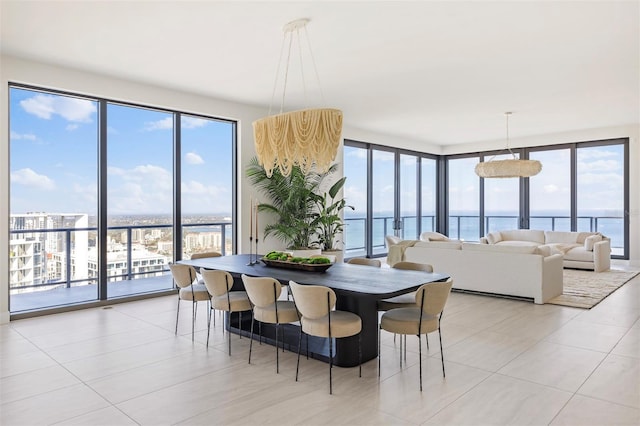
[1,54,638,323]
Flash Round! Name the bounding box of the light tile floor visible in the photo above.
[1,265,639,425]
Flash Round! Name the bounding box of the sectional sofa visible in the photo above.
[480,229,611,272]
[388,236,563,304]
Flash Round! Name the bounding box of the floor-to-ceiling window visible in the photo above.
[8,85,236,313]
[483,153,521,233]
[180,114,234,258]
[576,143,626,256]
[447,156,480,241]
[344,140,438,258]
[9,87,99,311]
[529,147,571,231]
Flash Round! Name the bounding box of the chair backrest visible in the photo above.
[241,274,281,307]
[289,281,336,319]
[169,263,198,289]
[415,278,453,316]
[190,251,222,260]
[201,269,234,297]
[347,257,381,267]
[392,261,433,273]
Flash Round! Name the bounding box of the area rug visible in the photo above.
[547,269,639,309]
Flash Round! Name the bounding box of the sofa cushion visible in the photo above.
[494,240,541,248]
[584,234,602,251]
[499,229,545,243]
[419,231,449,241]
[462,242,538,254]
[486,231,502,244]
[535,245,552,257]
[545,231,580,244]
[414,240,462,250]
[564,246,595,262]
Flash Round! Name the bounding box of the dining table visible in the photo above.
[180,254,449,367]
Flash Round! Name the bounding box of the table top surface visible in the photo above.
[180,254,449,299]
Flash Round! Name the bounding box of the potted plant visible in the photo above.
[246,157,336,256]
[313,176,353,262]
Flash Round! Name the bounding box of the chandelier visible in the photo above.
[253,18,343,177]
[475,112,542,178]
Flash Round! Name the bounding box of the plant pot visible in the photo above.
[290,248,322,258]
[322,249,344,263]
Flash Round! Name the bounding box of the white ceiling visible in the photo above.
[2,1,639,148]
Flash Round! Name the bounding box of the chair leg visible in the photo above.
[248,315,255,364]
[329,337,333,395]
[419,334,423,392]
[206,306,212,347]
[296,327,303,382]
[175,297,180,335]
[378,327,381,378]
[191,301,196,341]
[426,333,430,350]
[399,332,403,369]
[358,333,362,378]
[239,312,242,339]
[227,311,232,356]
[275,324,280,373]
[439,327,446,378]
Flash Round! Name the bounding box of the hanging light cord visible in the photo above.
[505,112,516,159]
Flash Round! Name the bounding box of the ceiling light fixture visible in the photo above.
[253,18,343,177]
[475,112,542,178]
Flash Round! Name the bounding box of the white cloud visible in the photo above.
[185,152,204,165]
[578,148,618,160]
[578,159,620,173]
[182,180,226,197]
[346,148,367,160]
[182,117,209,129]
[66,124,79,131]
[11,168,55,190]
[20,94,95,122]
[543,184,559,193]
[10,131,37,141]
[578,172,623,186]
[144,117,173,131]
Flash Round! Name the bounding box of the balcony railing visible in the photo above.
[9,221,232,293]
[345,214,624,255]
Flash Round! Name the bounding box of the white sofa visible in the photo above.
[480,229,611,272]
[388,239,563,304]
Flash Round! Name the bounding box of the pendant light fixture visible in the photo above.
[475,112,542,178]
[253,18,343,177]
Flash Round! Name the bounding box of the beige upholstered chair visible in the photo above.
[189,251,222,322]
[378,278,453,391]
[347,257,382,267]
[377,262,434,311]
[241,275,299,373]
[190,251,222,260]
[169,263,210,341]
[289,280,362,394]
[201,269,252,355]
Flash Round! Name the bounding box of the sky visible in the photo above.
[10,87,234,218]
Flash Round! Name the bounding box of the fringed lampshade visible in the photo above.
[475,158,542,178]
[253,18,342,177]
[475,112,542,179]
[254,108,342,177]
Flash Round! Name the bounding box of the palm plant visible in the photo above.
[313,177,354,251]
[246,157,336,250]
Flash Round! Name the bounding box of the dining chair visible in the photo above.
[289,280,362,395]
[201,269,252,355]
[377,261,435,352]
[241,274,299,373]
[169,263,210,341]
[347,257,381,267]
[378,278,453,391]
[189,251,222,324]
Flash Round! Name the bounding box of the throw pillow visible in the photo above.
[419,231,449,241]
[584,234,602,251]
[486,231,502,244]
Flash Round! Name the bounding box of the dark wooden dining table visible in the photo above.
[180,254,449,367]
